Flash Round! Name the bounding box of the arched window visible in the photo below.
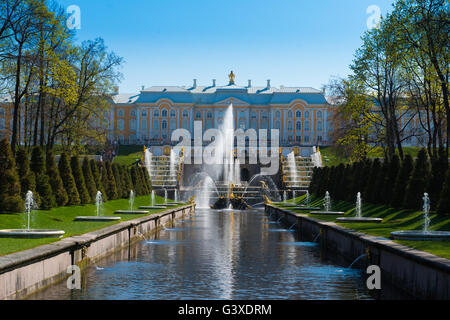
[251,112,257,119]
[207,111,213,119]
[162,109,168,117]
[196,111,202,118]
[317,110,322,119]
[131,110,136,117]
[141,119,147,129]
[162,120,168,130]
[141,110,147,117]
[274,120,281,129]
[305,111,310,119]
[170,110,176,118]
[275,111,281,119]
[287,111,293,118]
[305,120,310,131]
[117,109,124,117]
[296,121,301,130]
[182,110,189,118]
[262,112,268,119]
[170,119,176,130]
[153,110,159,117]
[130,119,136,130]
[240,110,245,118]
[296,111,301,118]
[153,120,159,130]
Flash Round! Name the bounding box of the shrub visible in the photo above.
[373,159,389,204]
[427,148,449,209]
[58,152,80,205]
[381,155,400,206]
[403,149,430,210]
[70,155,91,204]
[0,139,24,212]
[82,158,97,202]
[30,146,55,209]
[391,155,414,209]
[437,168,450,215]
[15,147,38,201]
[112,164,125,198]
[46,151,68,206]
[103,161,118,200]
[90,159,106,200]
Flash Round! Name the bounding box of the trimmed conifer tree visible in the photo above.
[82,158,97,202]
[427,148,449,210]
[120,165,133,198]
[103,161,118,200]
[30,146,55,209]
[140,167,151,195]
[381,155,400,206]
[437,168,450,215]
[363,158,379,203]
[59,152,80,205]
[46,151,68,206]
[130,166,141,195]
[403,149,430,210]
[15,146,38,201]
[373,159,389,204]
[90,159,106,200]
[70,155,91,204]
[391,155,414,208]
[112,164,125,198]
[0,139,24,212]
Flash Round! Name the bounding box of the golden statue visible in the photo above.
[264,196,273,205]
[229,71,235,85]
[260,181,267,190]
[189,196,196,204]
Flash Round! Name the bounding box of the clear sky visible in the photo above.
[58,0,395,93]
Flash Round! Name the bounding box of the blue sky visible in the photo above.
[58,0,395,93]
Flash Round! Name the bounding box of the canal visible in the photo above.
[27,208,374,300]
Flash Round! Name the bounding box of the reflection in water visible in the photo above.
[28,208,375,300]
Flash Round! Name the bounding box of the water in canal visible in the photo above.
[27,209,374,300]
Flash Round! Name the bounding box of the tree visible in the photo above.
[364,158,381,204]
[381,154,400,205]
[403,149,430,209]
[102,161,118,200]
[30,146,55,209]
[391,155,414,208]
[46,150,68,206]
[427,148,449,209]
[112,163,125,198]
[373,159,389,204]
[90,159,106,200]
[58,152,80,205]
[70,155,91,204]
[437,168,450,215]
[15,146,37,200]
[82,157,97,202]
[0,139,24,212]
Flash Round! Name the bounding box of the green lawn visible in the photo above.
[113,152,142,166]
[0,195,187,256]
[320,146,422,167]
[274,194,450,259]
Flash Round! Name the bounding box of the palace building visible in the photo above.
[108,72,331,156]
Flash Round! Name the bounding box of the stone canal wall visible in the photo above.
[266,204,450,300]
[0,204,195,300]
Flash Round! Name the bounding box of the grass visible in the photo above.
[113,145,145,166]
[274,194,450,260]
[0,195,187,257]
[320,146,422,167]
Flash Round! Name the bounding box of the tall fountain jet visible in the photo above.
[221,104,236,185]
[144,148,153,183]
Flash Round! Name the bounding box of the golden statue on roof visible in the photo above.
[229,71,235,85]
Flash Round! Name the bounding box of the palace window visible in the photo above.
[170,110,176,118]
[153,120,159,130]
[196,111,202,119]
[274,120,281,129]
[304,136,309,143]
[130,119,136,130]
[218,119,223,126]
[317,136,323,143]
[162,109,168,117]
[305,111,310,119]
[275,111,281,119]
[219,110,224,118]
[117,109,124,117]
[288,111,293,118]
[182,119,189,129]
[296,136,301,143]
[141,119,147,129]
[262,112,268,119]
[251,112,257,119]
[117,119,124,131]
[170,119,176,130]
[239,120,246,129]
[296,121,301,130]
[0,108,5,116]
[296,111,301,118]
[287,121,293,131]
[182,110,189,118]
[317,121,323,131]
[153,110,159,117]
[305,121,310,131]
[131,110,136,117]
[207,111,213,119]
[240,110,245,118]
[317,111,323,119]
[142,110,147,117]
[162,120,168,130]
